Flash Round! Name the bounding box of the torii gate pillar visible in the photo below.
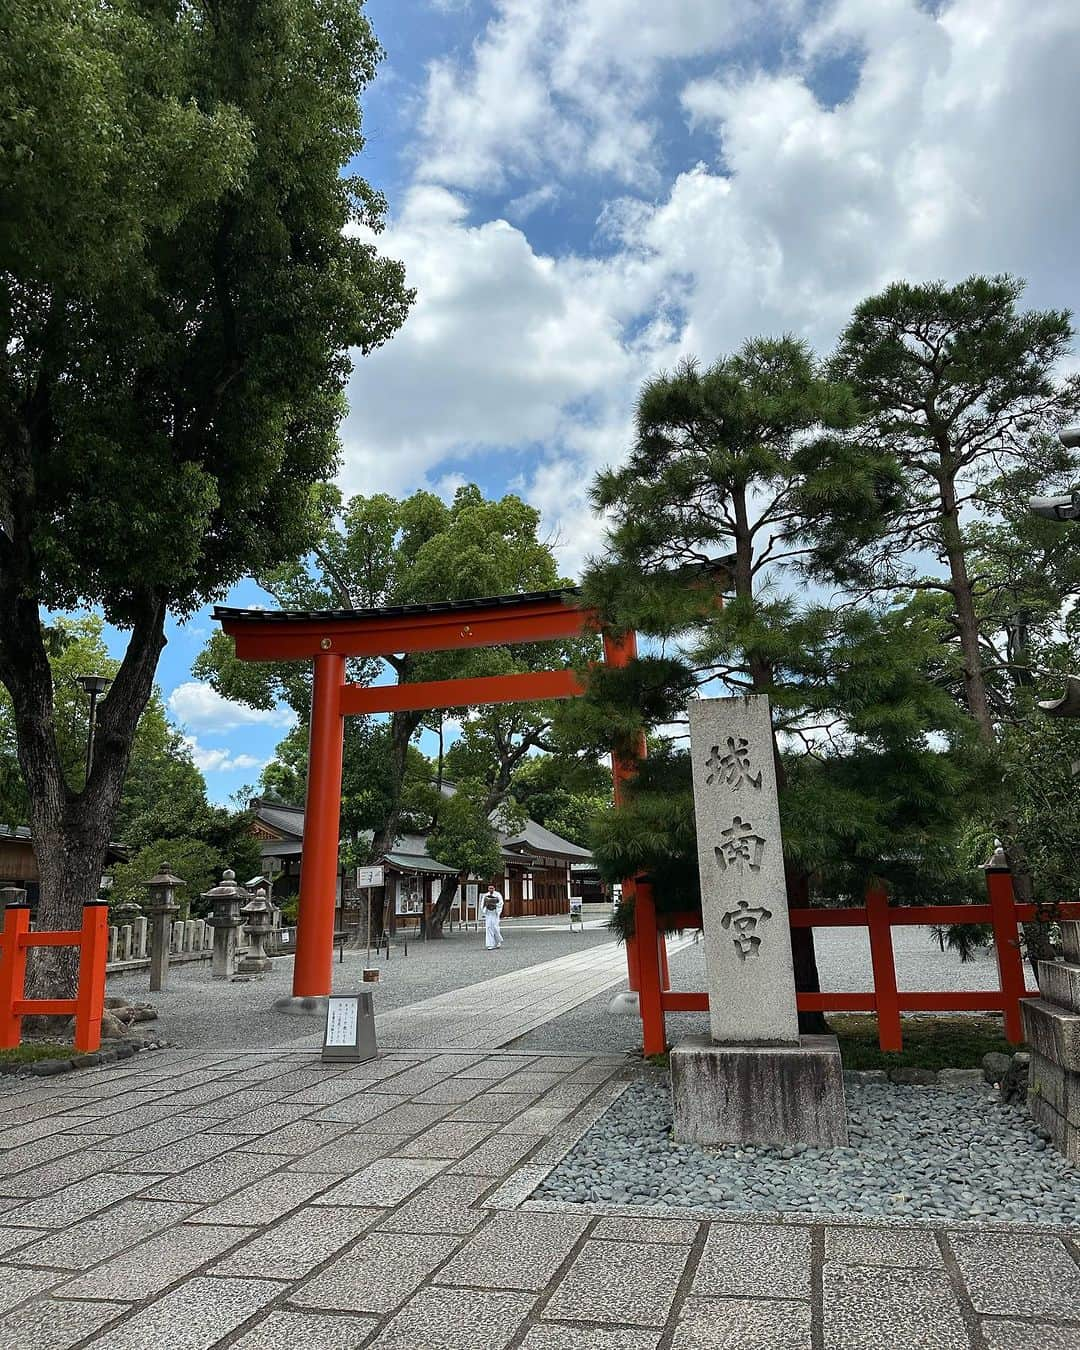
[293,652,346,1000]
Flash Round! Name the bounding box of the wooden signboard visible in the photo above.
[321,992,377,1064]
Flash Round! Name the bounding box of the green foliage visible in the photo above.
[424,781,502,882]
[508,755,611,848]
[2,0,413,624]
[108,838,228,916]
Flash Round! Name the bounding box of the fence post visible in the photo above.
[866,885,902,1052]
[634,876,667,1057]
[73,902,109,1053]
[985,864,1026,1044]
[0,906,29,1049]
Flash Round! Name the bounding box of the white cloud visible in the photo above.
[417,0,805,190]
[168,682,295,733]
[181,735,264,775]
[342,0,1080,579]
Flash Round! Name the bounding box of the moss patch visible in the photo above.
[830,1014,1017,1070]
[0,1043,87,1066]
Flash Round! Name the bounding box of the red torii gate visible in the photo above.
[215,588,666,1041]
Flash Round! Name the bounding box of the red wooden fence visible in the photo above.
[0,903,110,1054]
[634,869,1080,1057]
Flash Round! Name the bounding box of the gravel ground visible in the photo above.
[106,915,615,1050]
[535,1077,1080,1227]
[511,925,1023,1052]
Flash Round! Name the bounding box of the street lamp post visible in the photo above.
[76,674,113,782]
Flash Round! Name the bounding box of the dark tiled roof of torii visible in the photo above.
[213,586,582,624]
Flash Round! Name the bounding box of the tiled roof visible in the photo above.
[214,586,581,625]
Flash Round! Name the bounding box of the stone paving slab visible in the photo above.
[313,1157,447,1207]
[672,1295,813,1349]
[542,1238,691,1326]
[211,1204,381,1280]
[284,1132,410,1175]
[0,1296,129,1350]
[2,1171,155,1226]
[369,1285,536,1350]
[57,1222,254,1300]
[519,1328,661,1350]
[822,1264,971,1350]
[81,1274,288,1349]
[824,1225,944,1267]
[948,1232,1080,1317]
[229,1309,379,1350]
[981,1320,1080,1349]
[292,1231,461,1313]
[436,1209,589,1290]
[692,1223,812,1300]
[140,1150,284,1204]
[4,1198,202,1269]
[373,1173,492,1234]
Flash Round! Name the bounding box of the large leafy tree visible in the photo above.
[577,338,980,1028]
[0,0,410,991]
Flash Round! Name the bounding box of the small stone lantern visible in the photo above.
[145,864,184,993]
[237,886,274,975]
[204,868,248,980]
[0,885,26,916]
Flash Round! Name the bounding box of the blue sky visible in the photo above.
[101,0,1080,804]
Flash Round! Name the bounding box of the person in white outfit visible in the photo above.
[483,883,504,950]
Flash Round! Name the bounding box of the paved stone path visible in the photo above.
[376,932,698,1050]
[0,1043,1077,1350]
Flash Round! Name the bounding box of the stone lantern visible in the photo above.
[145,864,184,993]
[0,886,26,923]
[204,868,248,980]
[237,886,274,975]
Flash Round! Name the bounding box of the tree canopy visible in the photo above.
[0,0,411,991]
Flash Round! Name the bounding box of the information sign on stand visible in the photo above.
[321,992,377,1064]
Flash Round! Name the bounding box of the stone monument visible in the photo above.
[670,694,847,1147]
[1023,916,1080,1163]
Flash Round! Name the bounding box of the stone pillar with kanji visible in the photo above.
[670,694,848,1147]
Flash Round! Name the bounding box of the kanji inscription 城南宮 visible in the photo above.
[713,816,766,874]
[704,736,763,791]
[720,899,773,961]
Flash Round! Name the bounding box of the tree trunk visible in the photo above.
[938,473,995,743]
[785,866,828,1033]
[426,873,461,939]
[0,587,167,1000]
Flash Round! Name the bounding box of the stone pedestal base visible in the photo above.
[670,1035,848,1148]
[1023,969,1080,1164]
[237,954,272,975]
[273,995,329,1018]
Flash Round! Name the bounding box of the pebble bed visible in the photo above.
[535,1079,1080,1227]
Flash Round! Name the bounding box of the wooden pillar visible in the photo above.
[293,652,346,998]
[866,885,901,1052]
[0,905,29,1050]
[634,876,666,1056]
[986,865,1026,1044]
[73,902,109,1053]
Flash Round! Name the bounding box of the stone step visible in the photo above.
[1038,958,1080,1014]
[1020,997,1080,1072]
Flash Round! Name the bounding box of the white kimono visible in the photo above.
[483,892,504,949]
